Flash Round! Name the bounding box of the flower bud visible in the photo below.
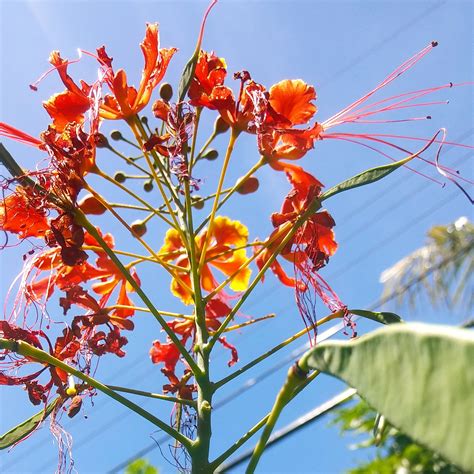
[68,395,83,418]
[236,176,259,195]
[114,171,127,183]
[110,130,123,141]
[95,133,110,148]
[192,195,205,209]
[160,83,173,102]
[78,194,107,215]
[202,149,219,161]
[213,116,230,135]
[143,180,154,192]
[131,220,147,238]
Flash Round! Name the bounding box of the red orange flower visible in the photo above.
[188,50,227,109]
[256,165,337,287]
[43,51,92,131]
[258,79,322,162]
[0,188,49,239]
[98,24,176,121]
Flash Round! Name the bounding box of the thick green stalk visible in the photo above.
[211,369,320,470]
[245,364,310,473]
[0,338,192,449]
[183,175,214,473]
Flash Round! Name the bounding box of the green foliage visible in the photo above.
[299,323,474,471]
[349,309,403,325]
[0,398,59,450]
[333,398,466,473]
[124,458,158,474]
[380,217,474,314]
[321,153,418,202]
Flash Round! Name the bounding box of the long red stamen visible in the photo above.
[0,123,42,147]
[29,54,82,91]
[323,42,437,127]
[322,131,473,184]
[325,83,461,128]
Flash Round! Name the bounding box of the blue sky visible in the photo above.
[0,1,472,473]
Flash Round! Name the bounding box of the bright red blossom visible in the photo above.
[0,188,49,239]
[188,50,227,109]
[98,24,177,121]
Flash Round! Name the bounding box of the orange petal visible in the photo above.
[43,89,90,131]
[170,273,193,305]
[211,248,251,291]
[211,216,248,247]
[269,79,317,125]
[160,228,185,255]
[0,191,49,238]
[111,70,134,119]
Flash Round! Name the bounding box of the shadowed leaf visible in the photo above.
[299,323,474,471]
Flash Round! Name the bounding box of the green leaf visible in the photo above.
[125,458,158,474]
[349,309,403,325]
[0,397,59,449]
[321,153,417,202]
[178,52,199,104]
[299,323,474,471]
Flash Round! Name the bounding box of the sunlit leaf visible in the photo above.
[125,458,158,474]
[321,154,416,201]
[0,398,59,449]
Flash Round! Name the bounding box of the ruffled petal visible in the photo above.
[269,79,317,125]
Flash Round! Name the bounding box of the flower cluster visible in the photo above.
[0,3,470,469]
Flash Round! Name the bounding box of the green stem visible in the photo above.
[106,385,196,407]
[198,129,239,269]
[214,311,343,389]
[211,370,320,470]
[0,338,192,449]
[184,174,214,471]
[183,109,214,470]
[245,364,310,473]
